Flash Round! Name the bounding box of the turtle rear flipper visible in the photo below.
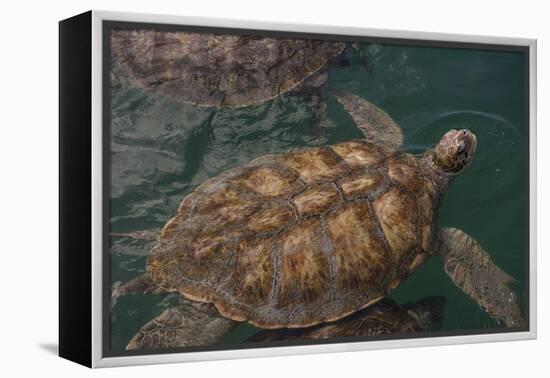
[126,299,237,350]
[110,228,164,309]
[332,91,403,149]
[437,227,524,328]
[111,273,170,310]
[110,229,161,241]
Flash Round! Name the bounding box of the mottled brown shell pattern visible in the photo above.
[111,30,345,107]
[147,140,439,328]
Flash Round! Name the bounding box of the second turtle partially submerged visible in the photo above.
[113,91,524,350]
[247,296,446,342]
[111,29,345,109]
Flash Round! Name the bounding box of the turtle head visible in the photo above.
[404,296,446,331]
[432,129,477,174]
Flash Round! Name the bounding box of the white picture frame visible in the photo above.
[59,10,537,368]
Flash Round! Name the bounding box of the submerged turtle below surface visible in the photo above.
[113,91,524,350]
[247,296,446,342]
[111,29,345,108]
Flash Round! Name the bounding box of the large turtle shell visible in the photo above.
[147,140,439,328]
[111,29,345,107]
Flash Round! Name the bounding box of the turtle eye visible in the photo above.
[456,142,466,154]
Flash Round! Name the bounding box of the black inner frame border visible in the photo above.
[101,19,531,359]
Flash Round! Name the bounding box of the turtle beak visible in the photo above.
[461,129,477,157]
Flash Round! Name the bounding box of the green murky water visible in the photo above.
[108,40,527,352]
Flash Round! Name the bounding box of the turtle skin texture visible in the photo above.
[111,29,345,107]
[147,140,439,329]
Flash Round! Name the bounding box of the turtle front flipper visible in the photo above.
[332,91,403,149]
[437,227,524,328]
[126,299,238,350]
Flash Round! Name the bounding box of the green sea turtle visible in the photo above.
[112,91,524,350]
[246,296,446,342]
[110,29,346,127]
